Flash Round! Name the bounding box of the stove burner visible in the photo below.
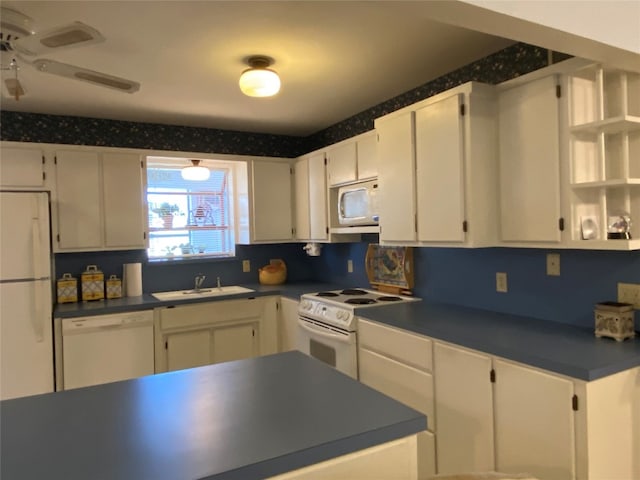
[378,296,402,302]
[341,289,368,295]
[316,292,340,297]
[345,298,377,305]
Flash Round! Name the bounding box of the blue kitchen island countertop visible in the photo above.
[355,301,640,381]
[0,351,426,480]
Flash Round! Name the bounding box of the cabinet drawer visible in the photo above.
[359,319,432,372]
[359,347,434,431]
[159,298,263,330]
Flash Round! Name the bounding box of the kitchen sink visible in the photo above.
[151,286,254,301]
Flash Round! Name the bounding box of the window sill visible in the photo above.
[147,254,237,266]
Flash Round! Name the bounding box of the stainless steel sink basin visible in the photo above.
[152,286,254,301]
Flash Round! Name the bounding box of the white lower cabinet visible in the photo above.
[154,296,278,373]
[433,342,494,474]
[494,359,575,480]
[360,319,640,480]
[279,297,299,352]
[358,319,436,480]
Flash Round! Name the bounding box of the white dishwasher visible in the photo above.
[61,310,155,390]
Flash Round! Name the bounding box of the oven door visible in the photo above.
[297,316,357,379]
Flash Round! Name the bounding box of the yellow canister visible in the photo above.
[106,275,123,299]
[56,273,78,303]
[81,265,105,301]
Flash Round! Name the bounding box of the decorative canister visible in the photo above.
[106,275,123,299]
[56,273,78,304]
[81,265,105,301]
[594,302,635,342]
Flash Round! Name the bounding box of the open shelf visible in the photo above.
[566,65,639,249]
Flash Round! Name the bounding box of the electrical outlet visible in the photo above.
[496,272,508,293]
[546,253,560,276]
[347,259,354,273]
[618,282,640,308]
[242,260,250,273]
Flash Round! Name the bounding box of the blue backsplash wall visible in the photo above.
[316,241,640,329]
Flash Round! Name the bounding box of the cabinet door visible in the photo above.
[294,157,311,240]
[55,151,102,249]
[416,94,466,242]
[494,359,575,480]
[166,329,212,372]
[327,141,357,186]
[308,152,328,240]
[0,147,45,188]
[433,342,494,474]
[356,133,378,180]
[376,112,417,242]
[212,323,257,364]
[499,76,562,242]
[251,160,293,241]
[102,153,146,248]
[279,297,299,352]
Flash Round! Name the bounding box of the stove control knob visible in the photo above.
[336,310,347,321]
[301,300,312,311]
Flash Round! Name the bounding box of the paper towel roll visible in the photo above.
[124,263,143,297]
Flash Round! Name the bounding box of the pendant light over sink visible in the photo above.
[239,56,280,97]
[181,159,210,181]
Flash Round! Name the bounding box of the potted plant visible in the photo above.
[152,203,180,228]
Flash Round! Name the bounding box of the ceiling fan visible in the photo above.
[0,6,140,100]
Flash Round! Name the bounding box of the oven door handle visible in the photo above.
[298,318,352,344]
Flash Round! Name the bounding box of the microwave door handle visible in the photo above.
[338,195,346,217]
[298,319,351,344]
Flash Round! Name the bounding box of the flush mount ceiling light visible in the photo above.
[181,159,210,181]
[239,55,280,97]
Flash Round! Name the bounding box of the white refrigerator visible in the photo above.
[0,191,54,400]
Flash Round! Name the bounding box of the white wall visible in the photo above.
[464,0,640,54]
[423,0,640,72]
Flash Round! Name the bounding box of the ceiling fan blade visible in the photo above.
[12,22,105,56]
[33,59,140,93]
[4,77,25,100]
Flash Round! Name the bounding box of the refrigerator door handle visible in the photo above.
[32,280,45,342]
[31,214,45,342]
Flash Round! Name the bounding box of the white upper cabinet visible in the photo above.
[247,159,294,242]
[294,152,328,242]
[356,132,378,180]
[416,94,466,242]
[55,151,103,250]
[327,141,356,186]
[564,64,640,250]
[375,111,417,243]
[102,153,147,248]
[54,150,146,252]
[0,145,46,189]
[376,82,497,246]
[326,131,378,186]
[498,75,562,243]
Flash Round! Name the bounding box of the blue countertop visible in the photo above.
[0,351,425,480]
[53,282,640,382]
[53,282,344,318]
[355,301,640,381]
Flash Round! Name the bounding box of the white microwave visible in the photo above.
[337,179,379,226]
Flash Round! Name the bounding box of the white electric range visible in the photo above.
[297,288,420,378]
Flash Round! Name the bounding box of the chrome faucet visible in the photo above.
[217,276,221,290]
[194,273,206,291]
